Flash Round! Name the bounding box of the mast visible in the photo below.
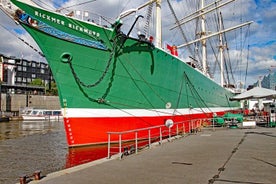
[177,21,253,48]
[218,12,225,87]
[173,0,222,26]
[201,0,207,75]
[118,0,161,47]
[155,0,162,47]
[118,0,156,19]
[170,0,235,30]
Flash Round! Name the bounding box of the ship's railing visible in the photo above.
[107,118,211,159]
[64,9,112,28]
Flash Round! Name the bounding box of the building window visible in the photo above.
[17,66,22,71]
[32,74,36,78]
[41,69,45,74]
[16,60,22,65]
[27,78,31,83]
[23,66,27,71]
[17,77,22,82]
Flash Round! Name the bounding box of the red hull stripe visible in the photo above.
[63,108,231,147]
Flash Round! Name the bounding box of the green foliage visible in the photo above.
[29,78,44,86]
[29,78,58,96]
[46,81,58,96]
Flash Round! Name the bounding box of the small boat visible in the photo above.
[22,109,63,121]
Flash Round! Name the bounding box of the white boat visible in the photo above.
[22,109,63,121]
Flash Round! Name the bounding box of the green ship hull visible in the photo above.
[10,0,239,147]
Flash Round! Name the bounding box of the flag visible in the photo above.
[166,44,178,56]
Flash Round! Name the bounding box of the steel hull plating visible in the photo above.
[63,108,228,147]
[10,0,240,147]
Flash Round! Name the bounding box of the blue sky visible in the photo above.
[0,0,275,87]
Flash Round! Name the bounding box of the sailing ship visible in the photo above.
[0,0,251,147]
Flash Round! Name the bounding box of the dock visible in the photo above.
[29,127,275,184]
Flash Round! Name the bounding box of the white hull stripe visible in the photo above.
[62,107,236,118]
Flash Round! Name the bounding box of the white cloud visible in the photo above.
[0,0,275,87]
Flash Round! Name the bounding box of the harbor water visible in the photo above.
[0,120,108,184]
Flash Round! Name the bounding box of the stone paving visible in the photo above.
[29,127,276,184]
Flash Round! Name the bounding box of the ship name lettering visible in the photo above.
[34,11,100,37]
[68,23,100,37]
[34,11,65,26]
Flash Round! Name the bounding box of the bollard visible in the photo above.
[123,147,129,156]
[19,175,27,184]
[129,146,135,154]
[33,170,41,180]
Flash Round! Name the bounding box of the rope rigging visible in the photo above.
[32,0,56,10]
[56,0,97,12]
[142,2,153,36]
[0,22,44,57]
[209,5,221,78]
[166,0,195,58]
[31,0,98,12]
[116,56,160,112]
[218,12,231,85]
[183,71,213,115]
[244,28,251,88]
[219,11,236,86]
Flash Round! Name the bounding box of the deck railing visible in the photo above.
[107,118,209,159]
[244,115,275,127]
[106,115,276,159]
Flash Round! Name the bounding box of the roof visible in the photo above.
[230,87,276,101]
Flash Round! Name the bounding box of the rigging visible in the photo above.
[0,22,44,57]
[56,0,97,12]
[166,0,194,57]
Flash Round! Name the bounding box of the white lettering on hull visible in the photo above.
[34,11,100,37]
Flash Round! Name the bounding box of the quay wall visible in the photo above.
[0,93,60,115]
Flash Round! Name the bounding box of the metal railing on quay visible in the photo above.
[107,118,210,159]
[244,115,275,127]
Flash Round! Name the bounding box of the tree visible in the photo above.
[46,81,58,96]
[29,78,58,96]
[29,78,44,86]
